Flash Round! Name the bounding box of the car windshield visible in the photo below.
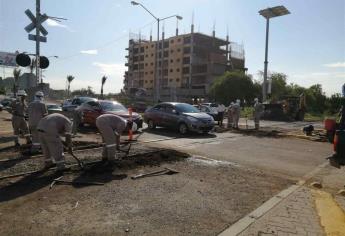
[100,102,127,112]
[175,103,200,113]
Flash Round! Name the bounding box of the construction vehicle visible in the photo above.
[262,93,306,121]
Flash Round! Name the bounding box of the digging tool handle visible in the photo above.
[55,179,104,185]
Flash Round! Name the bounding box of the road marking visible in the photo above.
[312,189,345,236]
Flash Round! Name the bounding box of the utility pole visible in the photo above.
[263,17,269,102]
[35,0,41,86]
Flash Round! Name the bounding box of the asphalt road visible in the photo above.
[139,127,333,181]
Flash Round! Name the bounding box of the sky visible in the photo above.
[0,0,344,95]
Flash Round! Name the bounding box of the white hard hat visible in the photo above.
[131,122,138,132]
[17,90,27,96]
[236,99,240,104]
[254,98,259,102]
[35,91,44,97]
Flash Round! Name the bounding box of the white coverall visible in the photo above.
[232,103,241,129]
[28,99,48,150]
[96,114,127,161]
[37,113,72,169]
[253,102,264,130]
[227,104,234,128]
[10,99,30,145]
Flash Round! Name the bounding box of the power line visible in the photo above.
[57,20,155,61]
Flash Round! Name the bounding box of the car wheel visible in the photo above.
[147,120,156,129]
[178,123,188,135]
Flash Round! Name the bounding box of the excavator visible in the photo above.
[261,93,306,121]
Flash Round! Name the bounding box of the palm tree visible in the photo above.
[13,68,21,97]
[100,75,107,99]
[66,75,75,96]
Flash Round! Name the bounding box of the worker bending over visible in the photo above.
[96,114,137,163]
[253,98,264,130]
[10,90,31,147]
[37,113,73,171]
[28,91,48,152]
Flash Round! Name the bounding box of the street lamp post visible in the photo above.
[259,5,290,102]
[131,1,182,103]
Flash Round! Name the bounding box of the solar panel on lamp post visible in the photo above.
[259,6,290,102]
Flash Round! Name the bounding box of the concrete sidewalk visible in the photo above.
[219,165,345,236]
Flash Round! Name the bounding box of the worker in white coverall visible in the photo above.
[253,98,264,130]
[232,99,241,129]
[9,90,31,147]
[227,102,234,128]
[37,113,73,171]
[28,91,48,152]
[96,114,137,163]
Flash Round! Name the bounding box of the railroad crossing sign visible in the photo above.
[24,9,48,37]
[28,34,47,43]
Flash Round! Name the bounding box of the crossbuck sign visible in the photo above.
[24,9,48,42]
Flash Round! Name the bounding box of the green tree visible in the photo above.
[305,84,327,114]
[325,93,343,114]
[209,71,260,105]
[269,73,288,101]
[286,83,306,96]
[66,75,75,96]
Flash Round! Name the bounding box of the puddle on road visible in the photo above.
[188,155,241,167]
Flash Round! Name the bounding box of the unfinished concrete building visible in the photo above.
[123,25,245,102]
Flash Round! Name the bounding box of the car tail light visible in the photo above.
[334,133,339,152]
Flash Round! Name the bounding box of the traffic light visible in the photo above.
[15,53,31,67]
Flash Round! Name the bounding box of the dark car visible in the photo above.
[0,98,16,107]
[144,102,215,134]
[199,105,222,122]
[46,103,63,114]
[62,97,96,112]
[199,103,224,121]
[79,99,143,128]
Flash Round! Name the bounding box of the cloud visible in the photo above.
[323,62,345,68]
[92,62,126,76]
[80,49,98,55]
[45,19,74,32]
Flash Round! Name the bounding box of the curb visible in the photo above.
[218,161,330,236]
[218,185,300,236]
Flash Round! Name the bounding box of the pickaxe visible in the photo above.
[61,140,84,169]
